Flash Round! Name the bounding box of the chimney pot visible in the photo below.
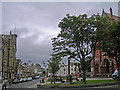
[110,7,113,17]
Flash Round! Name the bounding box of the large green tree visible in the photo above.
[52,14,108,84]
[48,54,61,84]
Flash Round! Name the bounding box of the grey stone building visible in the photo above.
[0,31,17,81]
[0,34,4,82]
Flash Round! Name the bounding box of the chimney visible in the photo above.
[102,9,104,13]
[10,30,12,35]
[102,9,105,17]
[110,7,113,17]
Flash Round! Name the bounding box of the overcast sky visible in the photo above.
[2,2,118,66]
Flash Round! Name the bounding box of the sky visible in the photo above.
[2,2,119,66]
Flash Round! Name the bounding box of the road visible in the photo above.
[7,78,41,88]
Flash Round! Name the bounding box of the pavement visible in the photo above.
[0,83,2,90]
[27,82,39,88]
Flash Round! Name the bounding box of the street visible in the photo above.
[7,78,41,88]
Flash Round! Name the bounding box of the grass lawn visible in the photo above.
[45,79,117,86]
[74,79,118,85]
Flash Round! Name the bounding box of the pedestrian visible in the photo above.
[42,78,44,83]
[2,78,7,90]
[59,75,62,82]
[8,79,12,85]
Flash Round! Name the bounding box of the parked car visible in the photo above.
[27,77,32,81]
[112,68,118,80]
[18,78,23,83]
[32,75,40,79]
[12,79,18,84]
[22,78,27,82]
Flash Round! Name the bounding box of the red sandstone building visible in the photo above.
[91,8,120,77]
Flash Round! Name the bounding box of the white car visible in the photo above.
[22,78,27,82]
[112,68,118,80]
[27,77,32,81]
[33,75,40,79]
[18,78,23,83]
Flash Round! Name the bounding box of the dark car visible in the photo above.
[112,68,118,80]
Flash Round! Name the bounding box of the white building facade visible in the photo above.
[57,61,68,76]
[48,61,81,77]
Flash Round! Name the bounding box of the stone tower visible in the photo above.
[2,31,17,80]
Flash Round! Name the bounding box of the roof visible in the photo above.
[102,9,120,21]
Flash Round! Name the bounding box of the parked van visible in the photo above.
[112,68,118,80]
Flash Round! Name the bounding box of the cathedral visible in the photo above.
[91,8,120,77]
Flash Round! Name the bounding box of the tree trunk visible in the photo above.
[82,59,86,84]
[83,68,86,84]
[53,74,55,84]
[51,74,56,84]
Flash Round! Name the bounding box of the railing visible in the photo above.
[92,74,112,77]
[75,74,112,78]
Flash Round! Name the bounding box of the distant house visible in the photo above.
[57,61,68,76]
[48,61,84,77]
[91,8,120,77]
[70,62,80,76]
[35,64,42,74]
[16,59,23,78]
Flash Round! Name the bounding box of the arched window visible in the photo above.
[95,63,99,74]
[103,59,110,73]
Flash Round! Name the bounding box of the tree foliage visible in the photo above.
[100,21,120,62]
[52,13,109,84]
[48,54,61,75]
[48,54,61,84]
